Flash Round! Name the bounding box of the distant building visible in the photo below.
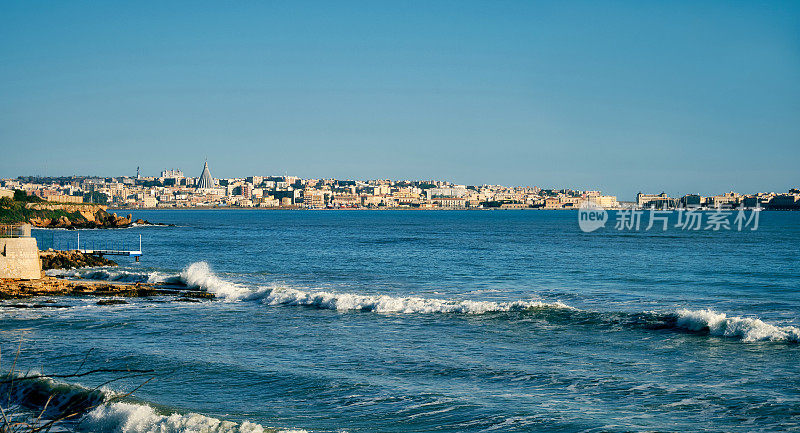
[433,197,467,209]
[31,189,83,204]
[303,189,325,209]
[637,193,675,209]
[197,162,215,189]
[332,194,360,207]
[46,194,83,204]
[588,195,618,208]
[768,194,800,210]
[499,202,526,209]
[544,197,561,209]
[681,194,704,207]
[141,196,157,207]
[707,192,740,209]
[427,187,467,199]
[161,169,184,179]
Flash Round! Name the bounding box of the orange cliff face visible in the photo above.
[26,202,108,221]
[23,203,133,228]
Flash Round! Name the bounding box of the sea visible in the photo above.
[1,209,798,432]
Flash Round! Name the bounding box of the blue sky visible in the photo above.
[1,1,798,200]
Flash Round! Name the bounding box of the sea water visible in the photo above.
[2,210,799,432]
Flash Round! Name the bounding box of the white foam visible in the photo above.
[249,286,573,314]
[675,309,800,342]
[82,402,283,433]
[49,261,573,315]
[180,262,252,300]
[46,267,177,284]
[184,262,573,314]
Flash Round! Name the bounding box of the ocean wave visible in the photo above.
[0,374,305,433]
[180,261,572,313]
[83,402,303,433]
[140,262,800,343]
[49,261,800,343]
[248,286,572,314]
[0,371,105,419]
[670,309,800,343]
[180,261,253,299]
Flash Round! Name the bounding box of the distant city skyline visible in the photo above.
[2,1,799,201]
[0,160,800,207]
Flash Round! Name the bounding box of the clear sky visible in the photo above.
[1,1,798,200]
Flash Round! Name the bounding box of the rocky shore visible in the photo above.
[0,277,212,300]
[0,250,210,301]
[40,249,118,270]
[26,203,164,229]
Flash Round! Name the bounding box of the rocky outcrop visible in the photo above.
[26,203,108,221]
[40,250,118,271]
[2,199,169,229]
[25,203,135,229]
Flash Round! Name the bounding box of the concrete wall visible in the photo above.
[0,237,42,279]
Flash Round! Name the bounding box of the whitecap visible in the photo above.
[674,308,800,342]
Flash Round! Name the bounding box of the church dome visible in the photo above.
[198,161,215,189]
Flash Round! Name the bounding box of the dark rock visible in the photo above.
[96,299,128,305]
[40,250,117,270]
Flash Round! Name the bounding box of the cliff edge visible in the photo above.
[1,195,159,229]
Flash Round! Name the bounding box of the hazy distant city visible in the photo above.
[2,161,798,211]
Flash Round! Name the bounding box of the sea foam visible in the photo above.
[46,267,180,285]
[180,262,572,314]
[180,261,252,299]
[83,402,295,433]
[252,286,571,314]
[673,308,800,342]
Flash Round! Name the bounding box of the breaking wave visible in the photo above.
[180,261,252,299]
[83,402,304,433]
[50,261,800,343]
[0,374,305,433]
[180,261,572,313]
[248,286,572,314]
[671,309,800,343]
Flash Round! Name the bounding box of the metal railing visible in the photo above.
[34,231,142,258]
[0,224,32,238]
